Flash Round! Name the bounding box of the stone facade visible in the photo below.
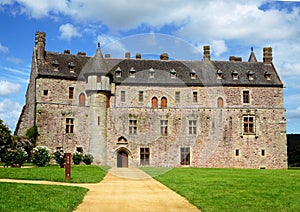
[15,32,288,169]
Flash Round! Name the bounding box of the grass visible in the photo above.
[141,167,300,212]
[0,165,109,183]
[0,182,88,212]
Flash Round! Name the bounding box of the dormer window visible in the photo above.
[68,62,75,73]
[115,67,122,78]
[264,71,272,80]
[217,69,223,79]
[170,69,176,79]
[129,67,136,78]
[232,70,239,80]
[247,70,255,81]
[149,68,154,78]
[190,69,196,79]
[52,60,60,71]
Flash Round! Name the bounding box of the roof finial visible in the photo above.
[98,42,100,48]
[251,46,253,52]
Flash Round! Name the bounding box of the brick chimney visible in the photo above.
[136,53,141,60]
[263,47,273,64]
[125,52,131,59]
[203,45,210,60]
[160,53,169,60]
[35,32,46,61]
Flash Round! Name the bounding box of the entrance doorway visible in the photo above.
[117,150,128,168]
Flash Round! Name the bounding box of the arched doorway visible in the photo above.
[117,150,128,168]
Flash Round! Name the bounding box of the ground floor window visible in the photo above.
[180,147,190,165]
[140,147,150,166]
[66,118,74,134]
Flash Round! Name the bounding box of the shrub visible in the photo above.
[4,147,28,167]
[32,146,51,167]
[53,148,65,168]
[72,151,82,165]
[82,153,94,165]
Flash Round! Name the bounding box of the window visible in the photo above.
[235,149,239,156]
[66,118,74,134]
[248,71,255,80]
[129,67,136,78]
[217,97,224,108]
[190,69,196,79]
[170,69,176,79]
[140,147,150,166]
[217,69,223,79]
[161,97,167,108]
[129,119,137,135]
[69,87,74,99]
[193,91,198,103]
[97,75,101,83]
[152,97,158,108]
[149,68,154,78]
[160,120,168,135]
[98,116,100,126]
[43,90,48,96]
[180,147,190,165]
[232,70,238,80]
[121,91,126,102]
[139,91,144,102]
[115,67,122,78]
[261,149,265,156]
[76,147,83,153]
[79,93,86,106]
[175,91,180,103]
[264,71,271,80]
[243,116,255,134]
[243,91,250,104]
[189,120,197,135]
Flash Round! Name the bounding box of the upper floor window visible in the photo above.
[175,91,180,103]
[149,68,154,78]
[189,120,197,135]
[66,118,74,134]
[121,91,126,102]
[190,69,196,79]
[264,71,271,80]
[243,91,250,104]
[69,87,74,99]
[217,69,223,79]
[193,91,198,103]
[115,67,122,78]
[152,97,158,108]
[129,67,136,78]
[243,116,255,134]
[160,120,168,135]
[248,71,255,81]
[79,93,86,106]
[52,60,60,71]
[232,70,239,80]
[170,69,176,79]
[161,97,167,108]
[139,91,144,102]
[68,62,75,73]
[217,97,224,108]
[129,119,137,135]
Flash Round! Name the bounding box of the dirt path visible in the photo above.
[0,168,200,212]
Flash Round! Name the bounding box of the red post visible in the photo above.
[65,153,71,180]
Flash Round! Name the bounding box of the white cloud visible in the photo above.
[0,98,22,131]
[0,81,21,96]
[6,57,22,64]
[0,43,8,53]
[211,40,228,56]
[59,23,82,41]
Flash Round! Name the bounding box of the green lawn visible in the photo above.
[0,165,109,183]
[0,182,88,212]
[141,167,300,212]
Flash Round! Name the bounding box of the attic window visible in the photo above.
[190,69,196,79]
[170,69,176,79]
[248,70,255,80]
[149,68,154,78]
[115,67,122,78]
[129,67,136,78]
[232,70,239,80]
[217,69,223,79]
[52,60,60,71]
[264,71,272,80]
[68,62,75,73]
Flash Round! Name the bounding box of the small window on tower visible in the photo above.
[243,91,250,104]
[69,87,74,99]
[121,91,126,102]
[193,91,198,103]
[66,118,74,134]
[43,90,48,96]
[175,91,180,103]
[139,91,144,102]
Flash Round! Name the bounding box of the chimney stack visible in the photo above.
[136,53,141,60]
[203,45,210,60]
[105,54,111,58]
[160,53,169,60]
[125,52,131,59]
[263,47,273,64]
[229,56,242,62]
[35,32,46,61]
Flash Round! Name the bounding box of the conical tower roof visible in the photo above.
[81,43,109,77]
[248,47,257,62]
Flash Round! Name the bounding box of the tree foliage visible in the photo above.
[0,119,12,161]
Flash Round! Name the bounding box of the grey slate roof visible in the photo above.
[37,50,283,87]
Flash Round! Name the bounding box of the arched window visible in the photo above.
[79,93,86,106]
[217,97,224,108]
[161,97,167,108]
[152,97,158,108]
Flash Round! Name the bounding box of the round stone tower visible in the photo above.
[81,43,111,165]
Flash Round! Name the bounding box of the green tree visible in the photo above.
[0,119,12,162]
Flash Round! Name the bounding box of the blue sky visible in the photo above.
[0,0,299,133]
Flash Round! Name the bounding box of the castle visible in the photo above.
[15,32,287,168]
